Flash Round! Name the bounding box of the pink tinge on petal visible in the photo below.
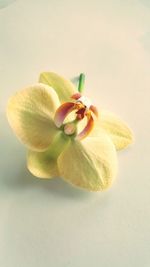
[71,93,82,100]
[90,105,98,117]
[54,102,75,128]
[76,114,94,140]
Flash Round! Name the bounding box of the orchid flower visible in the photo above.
[7,72,134,191]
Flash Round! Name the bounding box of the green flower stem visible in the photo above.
[78,73,85,93]
[48,131,70,159]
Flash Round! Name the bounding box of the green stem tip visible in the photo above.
[78,73,85,93]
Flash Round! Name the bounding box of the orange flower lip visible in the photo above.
[75,113,94,140]
[54,102,75,128]
[54,94,98,140]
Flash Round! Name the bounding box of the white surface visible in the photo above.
[0,1,150,267]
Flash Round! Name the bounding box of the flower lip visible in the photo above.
[54,102,75,128]
[76,113,94,140]
[72,93,98,118]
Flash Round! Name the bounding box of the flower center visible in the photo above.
[54,93,98,140]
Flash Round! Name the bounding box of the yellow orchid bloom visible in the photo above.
[7,72,134,191]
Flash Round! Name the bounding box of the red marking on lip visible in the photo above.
[76,107,86,120]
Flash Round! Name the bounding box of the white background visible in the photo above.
[0,0,150,266]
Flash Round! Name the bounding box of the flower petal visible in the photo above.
[90,105,99,117]
[7,83,60,151]
[71,93,82,100]
[91,110,134,150]
[39,72,76,103]
[27,131,70,178]
[57,133,118,191]
[54,102,75,128]
[27,150,59,178]
[76,114,94,140]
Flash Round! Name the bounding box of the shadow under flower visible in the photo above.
[0,0,16,9]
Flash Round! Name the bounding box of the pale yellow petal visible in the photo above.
[90,110,134,150]
[27,131,70,178]
[57,133,118,191]
[7,83,60,151]
[27,150,59,179]
[39,72,76,103]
